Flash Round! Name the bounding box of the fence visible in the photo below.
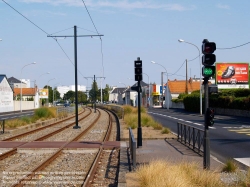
[0,120,4,134]
[177,122,204,154]
[56,106,75,116]
[129,127,136,168]
[96,104,124,119]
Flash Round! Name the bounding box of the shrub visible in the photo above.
[161,127,170,134]
[222,159,238,173]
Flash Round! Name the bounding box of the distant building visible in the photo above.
[0,75,14,112]
[7,76,28,89]
[57,85,86,98]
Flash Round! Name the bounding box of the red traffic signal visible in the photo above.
[202,42,216,54]
[205,108,215,127]
[202,54,216,66]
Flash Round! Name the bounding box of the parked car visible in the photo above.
[64,103,70,107]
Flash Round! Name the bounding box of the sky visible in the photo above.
[1,0,250,90]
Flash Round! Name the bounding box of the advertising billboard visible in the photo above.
[216,63,249,89]
[39,88,48,98]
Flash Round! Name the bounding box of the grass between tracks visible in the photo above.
[4,107,66,129]
[122,105,170,134]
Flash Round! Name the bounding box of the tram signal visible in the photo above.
[202,40,216,77]
[134,57,142,81]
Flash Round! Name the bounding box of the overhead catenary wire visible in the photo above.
[2,0,90,81]
[81,0,105,77]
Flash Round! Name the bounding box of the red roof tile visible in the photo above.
[13,88,37,97]
[168,78,200,94]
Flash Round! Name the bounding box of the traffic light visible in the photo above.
[202,40,216,78]
[205,108,215,126]
[134,57,142,81]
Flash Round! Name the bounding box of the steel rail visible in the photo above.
[0,107,89,161]
[11,108,103,187]
[2,108,86,141]
[83,109,114,187]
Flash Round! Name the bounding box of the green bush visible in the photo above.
[183,93,201,112]
[34,108,55,119]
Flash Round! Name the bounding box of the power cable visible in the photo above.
[81,0,105,78]
[217,42,250,49]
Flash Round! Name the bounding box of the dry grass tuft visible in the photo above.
[136,160,227,187]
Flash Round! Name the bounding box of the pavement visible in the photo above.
[118,136,225,187]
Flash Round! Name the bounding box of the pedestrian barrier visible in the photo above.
[56,106,75,116]
[177,122,204,154]
[0,120,4,134]
[129,127,136,168]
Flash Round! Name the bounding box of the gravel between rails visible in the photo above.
[22,149,98,187]
[79,110,110,141]
[44,111,100,141]
[0,109,119,186]
[0,150,56,187]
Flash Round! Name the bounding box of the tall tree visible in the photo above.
[89,81,98,102]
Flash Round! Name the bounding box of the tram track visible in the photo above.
[0,107,120,187]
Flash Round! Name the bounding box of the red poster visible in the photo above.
[216,63,249,88]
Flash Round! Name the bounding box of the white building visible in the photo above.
[57,85,86,98]
[0,75,14,112]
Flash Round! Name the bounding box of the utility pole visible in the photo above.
[186,59,188,94]
[85,75,105,113]
[47,26,103,129]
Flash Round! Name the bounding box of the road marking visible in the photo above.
[148,112,216,129]
[234,157,250,167]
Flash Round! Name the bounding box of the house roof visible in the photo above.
[7,77,22,84]
[168,78,200,94]
[0,75,7,83]
[13,88,36,97]
[111,87,126,94]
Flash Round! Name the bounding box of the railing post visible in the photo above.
[193,128,195,150]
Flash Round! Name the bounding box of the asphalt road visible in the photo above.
[148,107,250,169]
[0,110,34,121]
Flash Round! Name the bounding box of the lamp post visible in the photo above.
[20,62,36,112]
[119,82,127,105]
[53,82,61,106]
[36,72,50,87]
[178,39,202,115]
[143,73,150,107]
[47,78,56,106]
[151,61,169,109]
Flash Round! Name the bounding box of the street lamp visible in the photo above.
[151,61,169,109]
[53,82,61,106]
[119,82,127,105]
[20,62,36,112]
[143,73,150,107]
[47,78,56,106]
[178,39,202,115]
[36,72,50,87]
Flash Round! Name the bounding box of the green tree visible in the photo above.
[89,81,98,102]
[63,90,75,102]
[78,91,87,103]
[43,85,53,103]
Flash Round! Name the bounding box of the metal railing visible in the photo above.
[96,104,124,119]
[129,127,136,168]
[0,120,4,134]
[56,106,75,116]
[177,122,204,154]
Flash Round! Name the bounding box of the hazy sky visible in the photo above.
[1,0,249,89]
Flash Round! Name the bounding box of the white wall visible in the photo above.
[13,101,36,111]
[0,77,14,112]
